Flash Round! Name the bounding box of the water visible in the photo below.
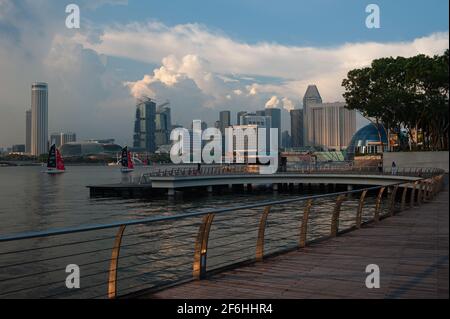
[0,165,306,234]
[0,165,384,299]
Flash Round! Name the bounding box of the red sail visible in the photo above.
[56,149,65,171]
[127,151,134,169]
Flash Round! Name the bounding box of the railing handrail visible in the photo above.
[0,169,445,299]
[139,165,445,180]
[0,180,423,243]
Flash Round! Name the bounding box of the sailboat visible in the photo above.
[46,144,65,174]
[120,146,134,173]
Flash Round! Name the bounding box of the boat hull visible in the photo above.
[45,169,65,174]
[121,168,134,173]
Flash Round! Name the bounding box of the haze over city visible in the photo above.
[0,0,448,148]
[0,0,448,303]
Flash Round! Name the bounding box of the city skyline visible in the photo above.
[0,0,448,148]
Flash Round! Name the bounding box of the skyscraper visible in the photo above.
[301,85,356,150]
[133,97,156,152]
[282,131,291,149]
[309,102,356,150]
[237,111,247,125]
[50,132,76,148]
[290,109,304,148]
[240,113,272,154]
[31,82,48,156]
[303,85,322,146]
[264,108,281,148]
[25,109,31,154]
[155,104,172,147]
[219,111,231,134]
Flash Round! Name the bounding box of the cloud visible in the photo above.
[265,96,280,109]
[0,0,134,146]
[0,1,448,147]
[79,22,448,84]
[282,97,295,112]
[73,22,449,114]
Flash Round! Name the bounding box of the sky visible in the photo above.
[0,0,448,148]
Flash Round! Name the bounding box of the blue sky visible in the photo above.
[0,0,448,147]
[85,0,449,46]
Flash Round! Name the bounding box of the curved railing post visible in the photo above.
[330,195,346,237]
[400,185,409,211]
[108,225,127,299]
[411,182,418,207]
[355,190,368,229]
[299,200,313,248]
[256,206,271,262]
[431,177,438,199]
[428,179,433,201]
[388,185,399,216]
[417,181,423,206]
[421,180,427,203]
[374,187,385,222]
[193,214,215,280]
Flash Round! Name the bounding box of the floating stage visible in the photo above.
[87,183,156,198]
[87,173,421,198]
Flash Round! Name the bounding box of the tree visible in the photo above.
[342,50,449,151]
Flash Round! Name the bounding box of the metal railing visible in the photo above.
[0,170,445,299]
[138,164,443,184]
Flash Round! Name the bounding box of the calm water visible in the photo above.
[0,165,307,235]
[0,165,383,298]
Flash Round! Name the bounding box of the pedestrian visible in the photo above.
[391,161,398,175]
[377,161,383,173]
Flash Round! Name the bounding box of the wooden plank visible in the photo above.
[146,189,449,299]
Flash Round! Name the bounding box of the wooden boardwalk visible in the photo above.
[149,188,449,299]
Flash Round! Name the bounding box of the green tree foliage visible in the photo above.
[342,50,449,151]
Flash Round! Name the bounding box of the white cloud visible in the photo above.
[282,97,295,112]
[76,22,448,103]
[0,1,448,147]
[265,96,280,109]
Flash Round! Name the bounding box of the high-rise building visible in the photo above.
[12,144,25,153]
[309,102,356,150]
[237,111,247,125]
[302,85,356,150]
[25,109,32,154]
[256,110,266,116]
[290,109,304,148]
[281,131,291,149]
[50,132,76,148]
[31,82,48,156]
[303,85,322,146]
[264,108,281,148]
[240,114,272,154]
[155,104,172,147]
[133,97,156,152]
[219,111,231,134]
[214,121,221,130]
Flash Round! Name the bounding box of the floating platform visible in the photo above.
[87,184,155,198]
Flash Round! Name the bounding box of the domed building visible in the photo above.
[346,123,388,160]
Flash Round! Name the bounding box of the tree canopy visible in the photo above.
[342,50,449,151]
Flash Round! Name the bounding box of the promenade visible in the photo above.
[149,188,449,299]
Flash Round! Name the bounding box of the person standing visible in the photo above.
[391,161,398,175]
[377,161,383,173]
